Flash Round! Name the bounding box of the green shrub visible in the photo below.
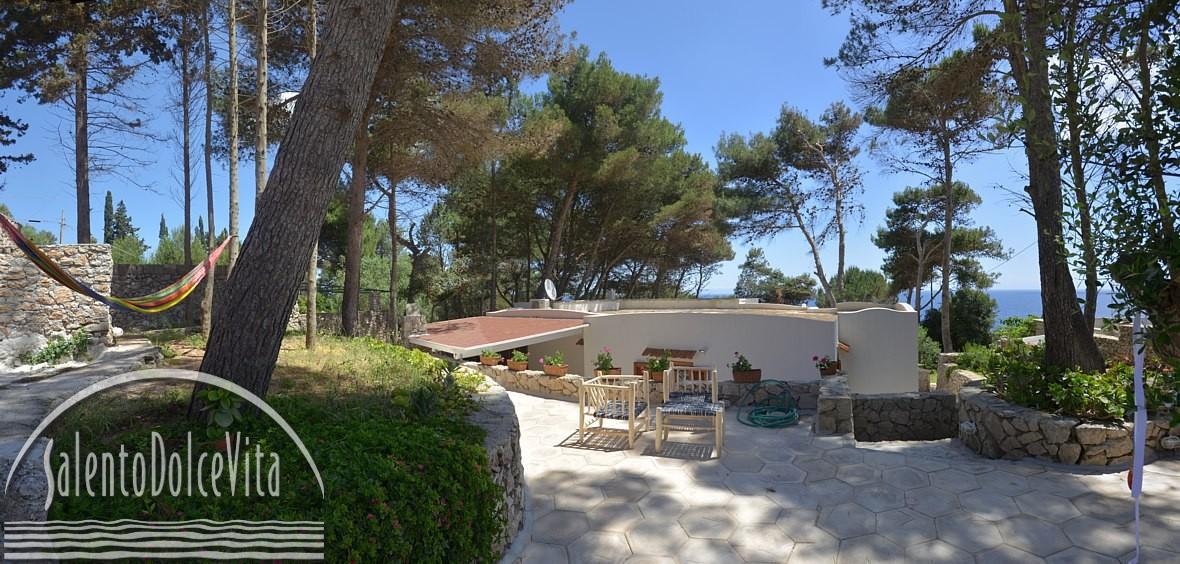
[1050,365,1130,420]
[921,288,997,350]
[917,326,941,369]
[994,315,1039,340]
[543,350,565,366]
[22,330,90,365]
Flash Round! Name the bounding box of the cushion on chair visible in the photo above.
[593,400,647,420]
[667,391,707,402]
[657,398,724,416]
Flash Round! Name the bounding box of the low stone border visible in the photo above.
[462,371,525,558]
[852,392,957,441]
[814,377,852,435]
[464,363,585,401]
[959,387,1177,466]
[719,380,820,410]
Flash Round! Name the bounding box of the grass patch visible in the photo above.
[46,335,502,562]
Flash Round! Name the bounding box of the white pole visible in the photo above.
[1129,312,1146,564]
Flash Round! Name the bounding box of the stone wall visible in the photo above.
[719,380,821,410]
[466,362,586,401]
[310,311,392,339]
[111,264,227,330]
[958,387,1176,466]
[852,392,958,441]
[0,236,112,366]
[814,377,853,435]
[462,371,525,558]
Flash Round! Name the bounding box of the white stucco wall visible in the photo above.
[580,311,837,382]
[836,305,918,394]
[527,333,585,373]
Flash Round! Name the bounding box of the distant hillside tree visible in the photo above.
[734,247,815,305]
[839,267,892,304]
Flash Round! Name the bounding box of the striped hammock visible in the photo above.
[1,213,232,314]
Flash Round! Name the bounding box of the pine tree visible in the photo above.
[158,215,168,242]
[103,191,115,243]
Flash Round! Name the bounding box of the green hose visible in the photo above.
[736,379,800,428]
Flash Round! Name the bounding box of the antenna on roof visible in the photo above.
[543,279,557,301]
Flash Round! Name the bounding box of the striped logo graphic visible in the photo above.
[2,519,325,560]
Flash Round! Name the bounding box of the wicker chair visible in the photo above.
[579,374,650,449]
[655,367,725,455]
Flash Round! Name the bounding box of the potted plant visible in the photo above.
[646,350,671,382]
[730,352,761,383]
[542,351,568,377]
[506,350,529,371]
[594,347,621,375]
[814,355,840,376]
[480,349,501,366]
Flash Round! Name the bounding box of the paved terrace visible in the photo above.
[500,392,1180,564]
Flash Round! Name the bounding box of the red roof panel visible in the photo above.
[417,316,585,350]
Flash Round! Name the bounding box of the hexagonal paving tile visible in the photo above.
[1014,490,1082,523]
[622,557,678,564]
[882,466,929,491]
[905,456,949,473]
[812,435,852,450]
[928,469,980,494]
[533,510,592,545]
[836,534,904,563]
[555,485,607,512]
[975,471,1031,497]
[806,478,855,506]
[726,494,783,524]
[1045,547,1119,564]
[956,461,996,474]
[1072,492,1135,524]
[683,460,730,484]
[836,463,880,486]
[875,509,937,547]
[645,467,693,491]
[600,477,651,502]
[1061,516,1137,557]
[586,501,644,532]
[767,482,820,510]
[776,508,823,542]
[730,523,796,562]
[789,539,839,563]
[862,450,906,469]
[906,486,960,517]
[975,545,1042,563]
[935,512,1004,553]
[679,483,734,507]
[677,538,742,564]
[905,539,973,563]
[721,452,765,473]
[855,482,906,513]
[958,490,1021,521]
[1026,473,1093,498]
[678,507,737,539]
[996,515,1071,556]
[823,447,864,465]
[625,520,690,556]
[521,542,568,564]
[723,472,774,496]
[796,457,838,482]
[636,492,689,519]
[761,462,807,484]
[568,531,633,563]
[756,446,797,463]
[818,502,877,539]
[532,470,582,495]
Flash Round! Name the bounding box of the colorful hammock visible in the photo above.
[1,213,232,314]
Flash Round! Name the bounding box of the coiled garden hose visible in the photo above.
[735,379,800,428]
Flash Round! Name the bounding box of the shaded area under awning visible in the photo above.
[408,316,587,358]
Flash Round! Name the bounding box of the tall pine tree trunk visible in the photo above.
[388,189,398,342]
[181,9,194,267]
[341,102,372,336]
[537,177,577,297]
[940,141,954,352]
[72,22,90,244]
[1002,0,1103,370]
[1062,3,1098,331]
[304,0,318,350]
[226,0,241,271]
[201,0,217,338]
[198,0,400,398]
[254,0,268,199]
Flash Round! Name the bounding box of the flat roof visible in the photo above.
[593,308,836,321]
[409,316,587,358]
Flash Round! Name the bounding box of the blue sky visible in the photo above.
[0,0,1045,290]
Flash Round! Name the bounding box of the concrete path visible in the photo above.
[501,392,1180,563]
[0,339,160,524]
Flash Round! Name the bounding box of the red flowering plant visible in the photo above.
[813,355,837,371]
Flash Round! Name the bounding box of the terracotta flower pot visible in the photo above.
[733,369,762,383]
[480,355,501,366]
[595,367,622,376]
[543,363,568,377]
[819,361,841,376]
[506,359,528,371]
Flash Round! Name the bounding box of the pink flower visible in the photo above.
[812,355,818,361]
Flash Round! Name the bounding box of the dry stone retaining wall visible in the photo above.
[852,392,958,441]
[111,264,226,330]
[461,371,525,558]
[958,387,1176,466]
[814,377,853,435]
[0,236,112,366]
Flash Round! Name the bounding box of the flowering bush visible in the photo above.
[813,355,837,371]
[595,347,614,371]
[730,352,754,372]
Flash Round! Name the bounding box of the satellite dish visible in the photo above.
[543,279,557,301]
